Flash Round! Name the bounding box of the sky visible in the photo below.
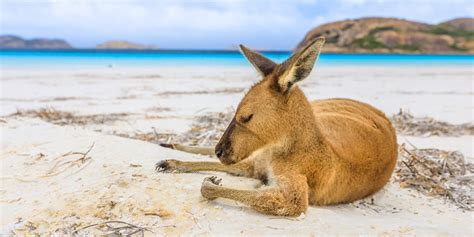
[1,0,473,50]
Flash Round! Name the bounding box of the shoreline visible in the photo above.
[2,48,474,56]
[1,63,473,72]
[1,52,472,71]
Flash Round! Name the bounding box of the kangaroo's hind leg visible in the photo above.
[200,174,308,216]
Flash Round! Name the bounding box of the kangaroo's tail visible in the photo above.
[159,143,215,156]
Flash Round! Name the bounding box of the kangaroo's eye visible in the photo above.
[240,114,253,123]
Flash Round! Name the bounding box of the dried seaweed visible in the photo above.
[11,107,128,126]
[72,220,151,236]
[395,144,474,210]
[391,109,474,136]
[132,109,231,146]
[156,88,244,96]
[114,128,176,145]
[173,109,234,146]
[1,143,95,183]
[119,109,233,146]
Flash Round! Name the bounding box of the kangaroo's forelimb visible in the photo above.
[155,159,254,177]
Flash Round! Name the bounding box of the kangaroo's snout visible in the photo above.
[215,146,224,158]
[215,139,233,164]
[215,118,236,164]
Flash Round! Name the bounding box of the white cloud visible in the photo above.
[0,0,472,49]
[1,1,318,49]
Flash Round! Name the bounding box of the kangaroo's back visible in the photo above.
[307,98,398,205]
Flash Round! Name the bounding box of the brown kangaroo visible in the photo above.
[156,37,398,216]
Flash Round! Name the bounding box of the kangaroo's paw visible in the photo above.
[155,159,188,173]
[205,176,222,185]
[201,176,222,200]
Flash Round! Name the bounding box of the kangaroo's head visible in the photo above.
[215,37,325,165]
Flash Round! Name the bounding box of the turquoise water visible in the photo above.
[0,49,473,69]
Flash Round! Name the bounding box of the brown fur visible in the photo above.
[156,37,398,216]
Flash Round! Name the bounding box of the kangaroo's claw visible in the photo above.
[202,176,222,186]
[155,160,169,172]
[207,176,222,185]
[155,159,187,173]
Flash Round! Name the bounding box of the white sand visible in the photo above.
[1,65,473,235]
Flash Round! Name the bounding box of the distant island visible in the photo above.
[0,36,156,50]
[0,35,72,49]
[297,17,474,54]
[96,40,157,50]
[2,17,473,54]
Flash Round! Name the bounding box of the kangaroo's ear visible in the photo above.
[239,44,277,77]
[275,37,325,93]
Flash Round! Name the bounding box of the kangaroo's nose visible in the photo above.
[215,147,224,158]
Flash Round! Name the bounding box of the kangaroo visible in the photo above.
[156,37,398,216]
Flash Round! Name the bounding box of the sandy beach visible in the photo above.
[1,65,473,235]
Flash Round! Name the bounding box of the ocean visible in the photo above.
[0,49,473,69]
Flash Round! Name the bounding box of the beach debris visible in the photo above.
[41,142,95,178]
[395,144,474,211]
[390,109,474,137]
[145,106,173,113]
[156,87,245,96]
[172,108,234,146]
[11,107,129,125]
[117,109,233,147]
[351,198,383,213]
[1,143,95,183]
[72,220,151,236]
[114,128,177,145]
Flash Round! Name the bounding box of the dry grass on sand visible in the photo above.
[391,109,474,137]
[396,144,473,210]
[11,107,129,126]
